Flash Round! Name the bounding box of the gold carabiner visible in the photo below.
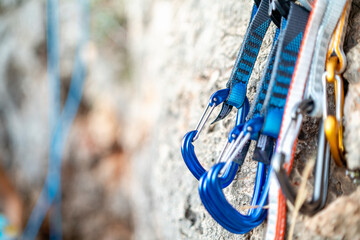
[323,1,350,167]
[326,1,351,74]
[324,57,345,166]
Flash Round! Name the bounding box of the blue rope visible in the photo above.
[21,0,89,239]
[46,0,61,238]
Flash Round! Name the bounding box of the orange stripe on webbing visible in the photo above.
[278,0,318,143]
[272,0,320,239]
[285,139,298,174]
[275,192,286,240]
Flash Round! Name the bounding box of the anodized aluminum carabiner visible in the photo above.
[219,117,264,174]
[323,1,350,167]
[324,56,346,167]
[272,99,330,215]
[181,89,249,186]
[198,117,271,233]
[198,160,270,234]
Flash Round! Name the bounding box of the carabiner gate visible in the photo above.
[193,88,230,141]
[323,1,351,167]
[181,89,249,184]
[219,116,264,175]
[273,99,330,215]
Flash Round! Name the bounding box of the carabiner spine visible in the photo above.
[324,73,346,167]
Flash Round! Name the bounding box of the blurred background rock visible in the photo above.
[0,0,133,239]
[0,0,359,239]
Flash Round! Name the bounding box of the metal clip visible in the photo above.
[181,89,249,184]
[193,89,230,141]
[326,1,350,75]
[219,116,264,175]
[215,99,251,170]
[324,56,346,167]
[323,1,350,167]
[272,99,330,215]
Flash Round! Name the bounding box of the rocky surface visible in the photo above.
[305,187,360,239]
[0,0,359,239]
[127,0,360,239]
[344,2,360,170]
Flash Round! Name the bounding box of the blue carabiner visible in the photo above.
[227,116,264,142]
[198,156,272,233]
[217,116,265,173]
[243,117,264,140]
[197,112,272,233]
[181,89,249,187]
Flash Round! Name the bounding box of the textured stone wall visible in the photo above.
[126,0,360,239]
[0,0,359,239]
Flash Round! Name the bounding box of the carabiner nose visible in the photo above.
[243,117,264,140]
[209,88,230,107]
[193,89,230,141]
[181,89,249,186]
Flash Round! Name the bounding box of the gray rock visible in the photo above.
[127,0,359,239]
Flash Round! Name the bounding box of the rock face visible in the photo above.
[0,0,359,239]
[305,187,360,240]
[344,4,360,170]
[126,0,360,239]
